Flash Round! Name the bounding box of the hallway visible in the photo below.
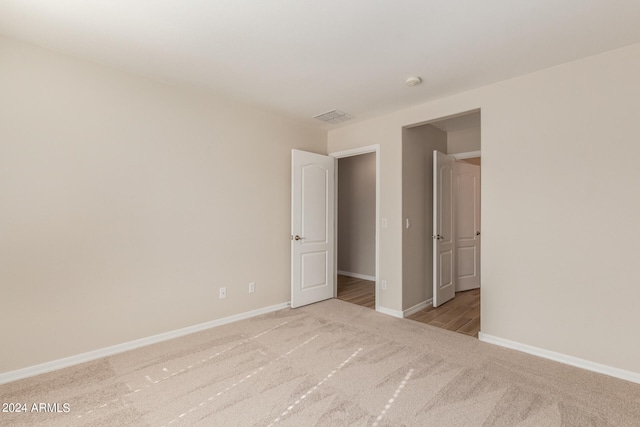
[337,274,480,337]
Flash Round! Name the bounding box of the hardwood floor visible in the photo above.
[337,274,375,309]
[336,274,480,338]
[407,288,480,338]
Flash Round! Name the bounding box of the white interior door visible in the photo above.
[455,161,481,291]
[433,151,455,307]
[291,149,335,308]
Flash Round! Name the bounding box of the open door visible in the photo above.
[455,161,481,291]
[291,149,335,308]
[433,151,455,307]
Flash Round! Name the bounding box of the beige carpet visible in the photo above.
[2,299,640,426]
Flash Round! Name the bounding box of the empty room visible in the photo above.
[2,1,640,426]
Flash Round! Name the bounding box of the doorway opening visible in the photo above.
[329,145,380,311]
[402,111,481,337]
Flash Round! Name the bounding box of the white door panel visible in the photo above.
[301,165,328,243]
[301,251,328,289]
[291,150,335,308]
[433,151,455,307]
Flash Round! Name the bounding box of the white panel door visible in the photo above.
[454,162,481,291]
[291,149,335,308]
[433,151,455,307]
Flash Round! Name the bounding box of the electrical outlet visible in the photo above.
[249,282,255,293]
[219,287,226,299]
[381,280,387,290]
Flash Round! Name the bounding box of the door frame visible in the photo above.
[451,150,481,160]
[328,144,380,311]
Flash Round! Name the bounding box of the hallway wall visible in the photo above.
[402,125,447,310]
[337,153,376,278]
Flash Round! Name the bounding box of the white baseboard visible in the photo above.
[0,302,290,386]
[403,299,432,317]
[337,270,376,281]
[375,306,404,319]
[478,332,640,385]
[376,300,432,319]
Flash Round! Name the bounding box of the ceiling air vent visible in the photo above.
[313,110,353,124]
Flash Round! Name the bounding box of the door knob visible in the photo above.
[293,235,305,241]
[476,231,481,236]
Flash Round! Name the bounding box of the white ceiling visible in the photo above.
[1,1,639,128]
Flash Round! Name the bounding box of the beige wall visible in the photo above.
[337,153,376,277]
[447,127,481,154]
[329,42,640,375]
[0,37,326,374]
[402,125,446,310]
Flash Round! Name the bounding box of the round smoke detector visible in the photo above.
[405,76,422,87]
